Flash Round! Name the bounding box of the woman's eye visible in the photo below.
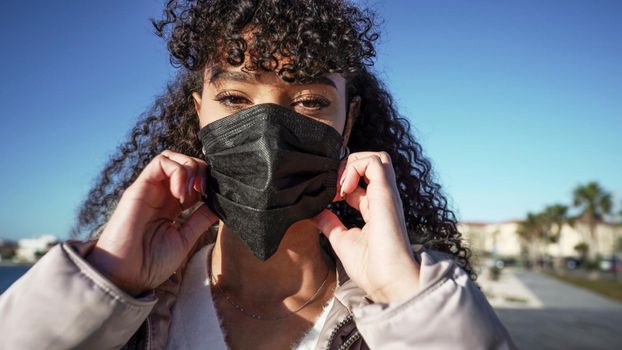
[293,97,330,110]
[214,93,251,108]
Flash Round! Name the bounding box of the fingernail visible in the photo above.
[339,169,347,186]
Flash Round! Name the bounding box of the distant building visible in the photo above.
[459,221,622,259]
[459,220,523,258]
[15,235,59,262]
[0,239,18,262]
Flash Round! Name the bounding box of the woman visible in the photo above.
[0,0,516,349]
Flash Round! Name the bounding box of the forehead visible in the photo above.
[204,64,346,91]
[205,65,346,90]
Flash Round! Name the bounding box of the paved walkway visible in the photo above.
[479,267,622,349]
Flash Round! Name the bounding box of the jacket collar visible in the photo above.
[143,233,371,350]
[313,257,371,350]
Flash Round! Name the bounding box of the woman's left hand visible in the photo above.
[311,151,420,304]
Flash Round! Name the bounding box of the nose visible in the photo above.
[252,88,293,110]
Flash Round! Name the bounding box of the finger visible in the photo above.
[351,151,396,189]
[340,154,403,226]
[340,155,391,198]
[310,209,348,245]
[161,150,208,198]
[332,159,348,202]
[137,154,189,202]
[161,150,209,175]
[178,204,219,252]
[342,186,370,222]
[334,152,388,202]
[347,151,392,164]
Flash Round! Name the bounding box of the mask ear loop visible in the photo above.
[339,96,352,161]
[339,146,350,160]
[340,87,359,161]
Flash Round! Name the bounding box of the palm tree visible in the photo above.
[543,204,568,270]
[518,212,548,269]
[572,181,612,261]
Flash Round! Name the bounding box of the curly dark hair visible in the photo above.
[72,0,476,281]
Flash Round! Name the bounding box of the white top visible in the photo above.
[166,243,335,350]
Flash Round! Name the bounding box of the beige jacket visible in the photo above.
[0,238,517,349]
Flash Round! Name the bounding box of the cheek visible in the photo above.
[198,99,232,127]
[302,108,345,135]
[331,100,348,135]
[332,88,348,135]
[319,118,343,134]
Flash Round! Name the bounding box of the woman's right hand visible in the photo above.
[85,150,218,297]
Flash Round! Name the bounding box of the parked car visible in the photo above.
[599,255,620,272]
[563,257,583,270]
[492,257,518,269]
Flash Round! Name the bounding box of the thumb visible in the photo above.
[311,209,348,247]
[179,204,219,252]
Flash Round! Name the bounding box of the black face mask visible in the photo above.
[198,103,345,261]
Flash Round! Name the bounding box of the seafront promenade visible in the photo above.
[480,266,622,349]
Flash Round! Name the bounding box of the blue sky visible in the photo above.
[1,1,620,240]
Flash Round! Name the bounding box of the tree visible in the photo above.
[574,242,589,261]
[518,212,549,269]
[572,181,612,261]
[542,204,568,270]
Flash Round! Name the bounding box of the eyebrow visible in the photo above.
[208,68,337,89]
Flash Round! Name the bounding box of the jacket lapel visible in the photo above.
[137,234,371,350]
[314,257,371,350]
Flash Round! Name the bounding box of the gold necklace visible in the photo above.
[208,265,331,321]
